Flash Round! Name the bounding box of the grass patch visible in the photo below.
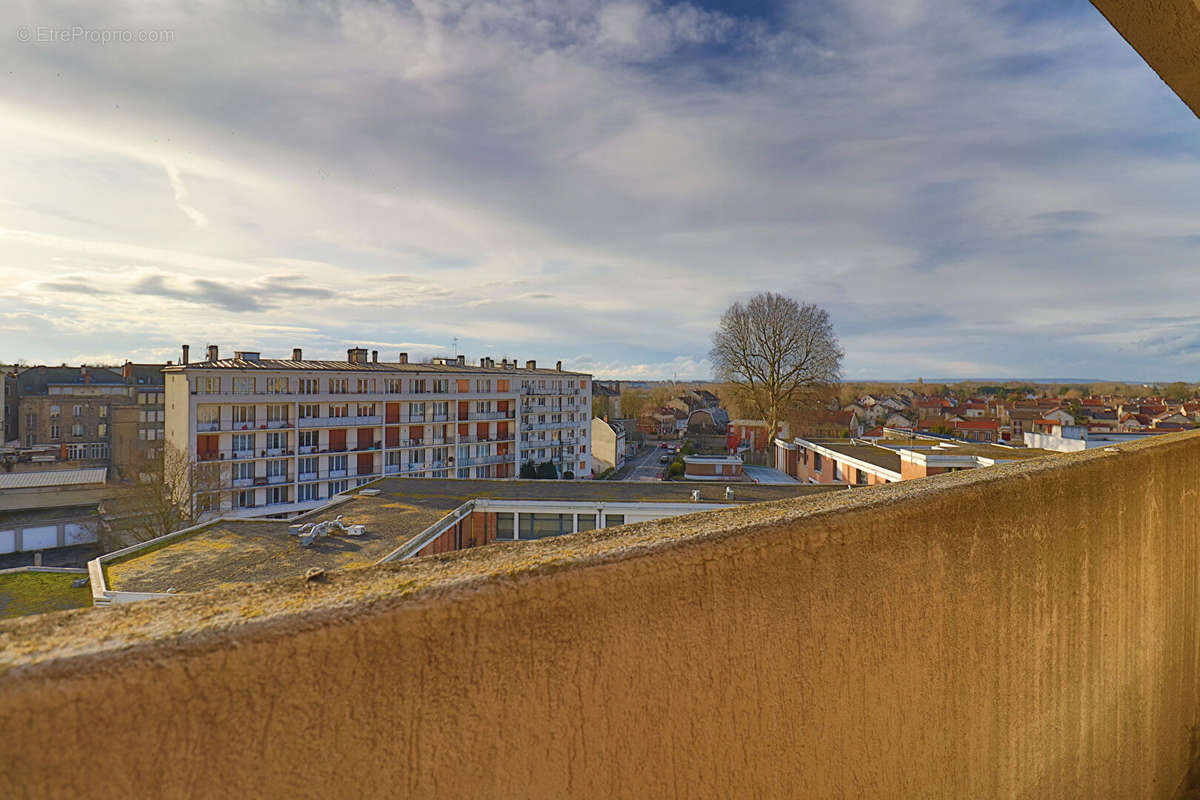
[0,571,92,620]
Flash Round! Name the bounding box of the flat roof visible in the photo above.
[164,358,589,377]
[104,478,842,594]
[802,441,902,474]
[0,468,107,490]
[106,494,456,594]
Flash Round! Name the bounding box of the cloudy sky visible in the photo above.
[1,0,1197,381]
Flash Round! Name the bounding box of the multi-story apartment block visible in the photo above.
[1,367,16,446]
[164,346,592,517]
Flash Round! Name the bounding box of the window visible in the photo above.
[411,379,427,394]
[266,459,288,477]
[50,423,60,439]
[476,379,492,393]
[98,423,107,437]
[330,404,348,418]
[234,462,254,481]
[231,405,254,425]
[433,379,448,393]
[576,514,596,532]
[329,378,348,394]
[199,376,221,394]
[330,455,347,472]
[299,430,318,449]
[236,490,255,508]
[266,377,289,394]
[232,433,254,454]
[495,513,515,540]
[328,480,348,495]
[267,405,289,423]
[266,432,287,451]
[385,378,402,394]
[49,405,60,418]
[267,486,288,505]
[356,403,376,418]
[71,423,84,437]
[298,457,318,476]
[73,404,84,417]
[233,377,255,394]
[198,406,219,426]
[299,378,319,395]
[603,514,625,528]
[298,483,320,502]
[813,452,823,471]
[409,402,425,422]
[356,378,374,393]
[299,403,319,419]
[433,401,449,420]
[856,469,869,486]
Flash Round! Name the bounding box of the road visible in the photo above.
[620,441,676,482]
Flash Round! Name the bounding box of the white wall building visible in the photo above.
[165,346,592,517]
[589,417,626,475]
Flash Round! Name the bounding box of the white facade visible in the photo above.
[165,349,592,517]
[589,417,626,475]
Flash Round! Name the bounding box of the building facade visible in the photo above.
[589,417,626,475]
[12,363,166,473]
[165,346,592,517]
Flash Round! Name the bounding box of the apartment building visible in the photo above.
[11,363,166,474]
[164,346,592,517]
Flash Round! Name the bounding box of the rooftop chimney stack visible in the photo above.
[372,350,378,364]
[526,360,537,370]
[122,361,133,380]
[292,348,302,361]
[347,347,368,364]
[456,355,466,367]
[181,344,190,365]
[206,345,218,362]
[556,360,562,371]
[501,358,508,369]
[397,352,408,364]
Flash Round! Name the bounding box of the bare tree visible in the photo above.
[710,292,843,443]
[104,443,221,545]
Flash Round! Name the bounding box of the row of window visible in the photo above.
[47,423,107,439]
[46,404,108,419]
[198,376,532,395]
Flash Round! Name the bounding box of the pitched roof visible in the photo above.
[0,468,107,490]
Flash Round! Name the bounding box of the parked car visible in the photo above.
[659,455,670,463]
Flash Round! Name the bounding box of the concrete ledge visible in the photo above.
[2,432,1200,797]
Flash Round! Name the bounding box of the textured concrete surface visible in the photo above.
[1091,0,1200,119]
[2,433,1200,797]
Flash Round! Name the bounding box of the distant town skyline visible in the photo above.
[3,1,1199,381]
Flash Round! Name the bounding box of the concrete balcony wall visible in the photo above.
[2,434,1200,797]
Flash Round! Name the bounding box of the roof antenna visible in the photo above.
[452,336,459,358]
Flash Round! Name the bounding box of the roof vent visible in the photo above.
[235,351,261,362]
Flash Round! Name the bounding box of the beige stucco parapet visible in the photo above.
[2,431,1200,797]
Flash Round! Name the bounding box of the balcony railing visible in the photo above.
[267,474,289,485]
[297,415,382,428]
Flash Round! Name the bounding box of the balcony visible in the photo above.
[298,471,318,482]
[197,421,220,432]
[384,464,401,475]
[267,474,288,485]
[328,468,347,478]
[298,445,319,455]
[232,477,254,488]
[469,411,513,421]
[266,419,291,429]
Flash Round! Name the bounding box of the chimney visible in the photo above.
[526,360,536,370]
[292,348,302,361]
[556,360,562,371]
[501,358,508,369]
[181,344,190,365]
[397,352,408,364]
[123,361,133,380]
[372,350,378,364]
[347,347,368,364]
[456,355,465,367]
[207,345,219,362]
[82,367,91,385]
